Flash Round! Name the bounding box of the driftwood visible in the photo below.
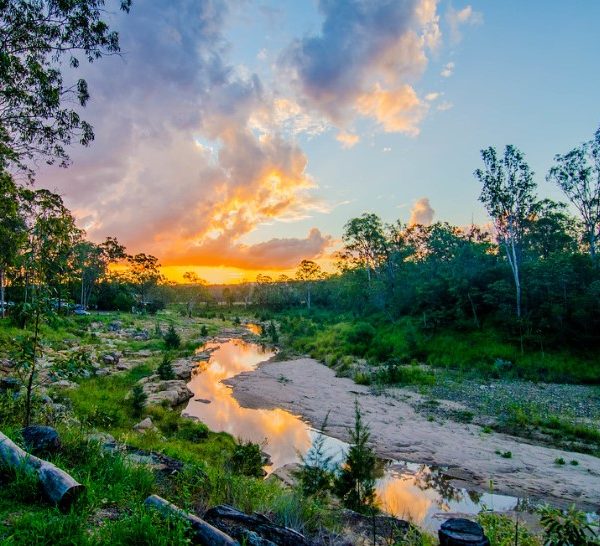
[204,504,310,546]
[144,495,239,545]
[0,431,84,511]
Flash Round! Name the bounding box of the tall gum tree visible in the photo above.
[547,126,600,264]
[475,145,537,319]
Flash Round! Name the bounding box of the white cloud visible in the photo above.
[447,5,483,43]
[441,61,455,78]
[409,197,435,226]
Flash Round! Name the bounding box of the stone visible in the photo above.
[108,321,122,332]
[0,377,21,391]
[133,417,157,432]
[438,518,490,546]
[172,359,197,380]
[22,425,61,455]
[53,379,77,389]
[142,379,194,408]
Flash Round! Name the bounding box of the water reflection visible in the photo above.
[183,340,312,470]
[245,323,262,336]
[183,338,520,529]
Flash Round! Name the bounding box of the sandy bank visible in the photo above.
[226,357,600,511]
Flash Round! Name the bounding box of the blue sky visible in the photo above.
[41,0,600,280]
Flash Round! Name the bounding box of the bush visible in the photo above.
[163,325,181,349]
[230,441,265,477]
[131,384,147,418]
[176,420,209,442]
[157,354,175,380]
[345,322,376,356]
[200,325,208,337]
[376,361,435,386]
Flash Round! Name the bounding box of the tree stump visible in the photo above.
[438,518,490,546]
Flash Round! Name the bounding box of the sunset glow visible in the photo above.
[34,1,600,284]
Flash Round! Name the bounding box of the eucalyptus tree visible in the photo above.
[475,145,537,318]
[547,126,600,263]
[0,0,132,174]
[295,259,323,310]
[341,213,388,284]
[124,253,163,306]
[0,172,26,316]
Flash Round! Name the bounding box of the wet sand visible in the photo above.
[227,357,600,511]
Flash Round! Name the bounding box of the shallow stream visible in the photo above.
[183,336,521,530]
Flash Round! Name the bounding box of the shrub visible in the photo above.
[163,325,181,349]
[157,354,175,380]
[131,384,147,418]
[176,420,209,442]
[539,504,596,546]
[334,400,377,513]
[353,371,372,385]
[200,325,208,337]
[230,441,265,477]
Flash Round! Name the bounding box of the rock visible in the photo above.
[53,379,77,389]
[172,359,197,380]
[133,417,157,432]
[108,321,122,332]
[142,379,194,408]
[22,425,61,455]
[116,362,131,371]
[135,350,153,358]
[0,377,21,391]
[95,368,110,377]
[195,398,211,404]
[87,432,117,447]
[438,518,490,546]
[102,351,121,365]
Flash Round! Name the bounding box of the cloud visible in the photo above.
[355,83,427,135]
[440,61,455,77]
[447,5,483,43]
[409,197,435,226]
[437,100,453,111]
[425,91,440,101]
[280,0,440,134]
[336,131,360,149]
[170,228,331,269]
[36,0,332,272]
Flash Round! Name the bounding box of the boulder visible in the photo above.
[438,518,490,546]
[0,377,21,391]
[53,379,77,389]
[142,379,194,408]
[172,359,197,380]
[22,425,61,455]
[133,417,157,433]
[107,321,122,332]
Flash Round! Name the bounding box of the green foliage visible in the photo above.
[200,324,209,337]
[268,320,279,343]
[295,414,335,499]
[477,512,541,546]
[156,353,175,380]
[131,384,147,418]
[230,440,265,478]
[50,348,94,380]
[334,400,377,513]
[538,504,597,546]
[376,361,435,386]
[163,324,181,349]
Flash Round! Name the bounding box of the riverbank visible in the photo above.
[227,356,600,512]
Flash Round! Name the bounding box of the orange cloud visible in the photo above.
[356,84,427,135]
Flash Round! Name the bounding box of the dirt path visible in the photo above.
[227,357,600,512]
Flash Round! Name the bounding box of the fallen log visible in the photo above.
[204,504,310,546]
[0,431,84,511]
[144,494,239,545]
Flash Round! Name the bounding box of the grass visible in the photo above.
[278,312,600,384]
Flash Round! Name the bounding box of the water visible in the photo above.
[183,337,522,530]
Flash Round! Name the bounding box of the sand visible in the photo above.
[227,357,600,511]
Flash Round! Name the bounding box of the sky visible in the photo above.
[37,0,600,284]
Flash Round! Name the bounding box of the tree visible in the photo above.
[74,237,126,308]
[157,353,174,380]
[475,145,537,318]
[163,324,180,350]
[124,253,163,305]
[334,400,377,513]
[547,126,600,263]
[0,172,25,317]
[0,0,132,174]
[295,259,323,310]
[341,213,387,284]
